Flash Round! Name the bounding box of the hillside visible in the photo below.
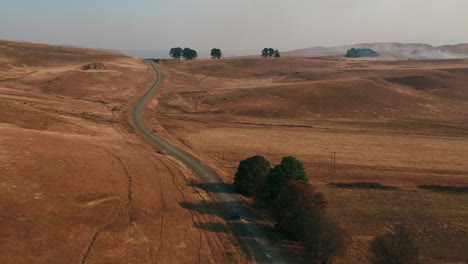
[156,57,468,122]
[150,57,468,263]
[289,42,468,58]
[0,40,245,264]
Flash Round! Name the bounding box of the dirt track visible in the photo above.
[0,40,245,264]
[132,60,297,264]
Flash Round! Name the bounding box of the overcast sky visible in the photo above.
[1,0,468,51]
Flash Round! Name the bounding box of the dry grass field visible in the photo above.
[149,57,468,263]
[0,40,246,264]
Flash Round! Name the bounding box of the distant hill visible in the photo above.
[289,42,468,59]
[57,44,123,55]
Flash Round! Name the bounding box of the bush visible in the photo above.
[265,156,308,200]
[369,225,419,264]
[233,155,271,196]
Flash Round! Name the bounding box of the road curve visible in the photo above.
[131,60,298,264]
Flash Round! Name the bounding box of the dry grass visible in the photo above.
[323,186,468,263]
[0,40,246,264]
[151,57,468,263]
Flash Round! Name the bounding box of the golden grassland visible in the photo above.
[151,57,468,263]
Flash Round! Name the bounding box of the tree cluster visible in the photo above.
[210,48,222,59]
[169,47,198,60]
[345,48,379,58]
[234,156,345,263]
[261,48,280,58]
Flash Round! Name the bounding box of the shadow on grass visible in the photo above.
[194,221,230,233]
[328,182,399,190]
[418,185,468,194]
[180,201,220,215]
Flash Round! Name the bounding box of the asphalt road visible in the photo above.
[131,60,298,264]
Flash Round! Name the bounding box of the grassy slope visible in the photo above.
[0,40,246,264]
[152,57,468,263]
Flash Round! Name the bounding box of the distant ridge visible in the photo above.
[59,44,123,55]
[289,42,468,59]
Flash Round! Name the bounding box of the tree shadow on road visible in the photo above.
[180,200,254,221]
[194,220,269,239]
[188,182,235,194]
[179,198,298,263]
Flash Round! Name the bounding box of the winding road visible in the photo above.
[131,60,297,264]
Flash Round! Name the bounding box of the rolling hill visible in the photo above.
[289,42,468,58]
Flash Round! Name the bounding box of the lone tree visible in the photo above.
[169,47,183,60]
[261,48,269,57]
[210,48,222,59]
[233,155,271,196]
[369,225,419,264]
[182,48,198,60]
[303,216,347,264]
[273,181,327,239]
[274,49,280,58]
[264,156,308,200]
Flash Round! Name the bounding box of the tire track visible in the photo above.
[112,127,196,263]
[80,207,121,264]
[110,111,164,263]
[152,159,166,263]
[160,159,203,264]
[78,141,134,264]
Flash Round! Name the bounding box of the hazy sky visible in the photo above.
[1,0,468,51]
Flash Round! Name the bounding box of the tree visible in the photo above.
[369,225,419,264]
[233,155,271,196]
[345,48,379,58]
[182,48,191,60]
[303,216,346,264]
[273,181,327,239]
[189,49,198,60]
[261,48,269,57]
[268,48,275,57]
[169,47,183,60]
[274,49,280,58]
[182,47,198,60]
[210,48,222,59]
[264,156,308,200]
